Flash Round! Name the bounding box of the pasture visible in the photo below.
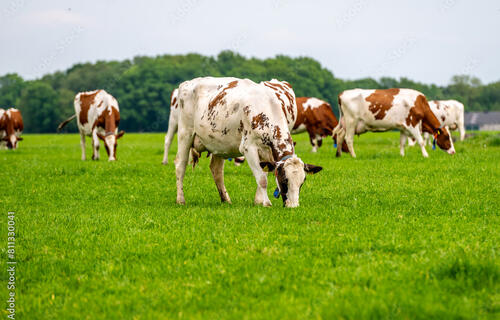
[1,131,499,319]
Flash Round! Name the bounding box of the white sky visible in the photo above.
[1,0,499,85]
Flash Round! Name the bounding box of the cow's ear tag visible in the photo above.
[432,138,437,150]
[334,143,337,148]
[273,187,280,198]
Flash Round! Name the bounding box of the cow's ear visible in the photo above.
[260,161,276,172]
[96,132,105,141]
[304,164,322,174]
[2,136,9,141]
[116,130,125,139]
[16,136,23,141]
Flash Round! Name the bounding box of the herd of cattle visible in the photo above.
[1,76,466,207]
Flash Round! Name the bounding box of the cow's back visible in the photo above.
[74,90,117,135]
[340,88,424,125]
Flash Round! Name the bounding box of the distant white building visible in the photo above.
[465,112,500,131]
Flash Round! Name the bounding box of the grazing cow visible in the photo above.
[0,108,23,149]
[175,77,322,207]
[292,97,349,152]
[334,88,455,158]
[408,99,466,146]
[58,90,124,161]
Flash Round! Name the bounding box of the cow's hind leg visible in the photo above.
[80,132,86,161]
[334,122,346,157]
[244,145,271,207]
[175,128,194,205]
[210,155,231,203]
[344,119,357,158]
[399,132,407,156]
[162,120,177,165]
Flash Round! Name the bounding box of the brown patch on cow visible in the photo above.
[170,89,178,109]
[293,97,307,130]
[251,113,270,130]
[365,88,400,120]
[273,126,282,140]
[8,109,23,133]
[441,115,446,122]
[238,120,244,133]
[433,100,440,109]
[78,90,100,125]
[243,106,251,116]
[282,81,292,89]
[208,80,238,112]
[264,81,296,122]
[406,106,422,127]
[221,127,229,135]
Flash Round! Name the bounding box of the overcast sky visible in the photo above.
[1,0,499,85]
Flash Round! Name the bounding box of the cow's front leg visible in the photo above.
[80,132,86,161]
[408,128,428,158]
[423,132,431,146]
[92,129,100,160]
[244,145,271,207]
[210,155,231,203]
[399,132,407,156]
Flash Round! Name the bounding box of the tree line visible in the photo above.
[1,51,498,133]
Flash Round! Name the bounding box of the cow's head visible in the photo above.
[2,135,22,149]
[261,155,322,208]
[424,123,455,155]
[97,130,125,161]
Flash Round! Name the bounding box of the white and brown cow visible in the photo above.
[58,90,124,161]
[0,108,23,149]
[292,97,349,152]
[408,99,466,147]
[334,88,455,158]
[175,77,322,208]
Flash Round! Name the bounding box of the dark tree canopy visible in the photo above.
[1,51,498,133]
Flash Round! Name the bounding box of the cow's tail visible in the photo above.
[57,114,76,132]
[332,93,344,137]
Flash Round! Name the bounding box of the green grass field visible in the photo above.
[1,131,499,319]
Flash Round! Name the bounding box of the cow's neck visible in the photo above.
[422,105,441,134]
[270,142,294,162]
[5,117,15,136]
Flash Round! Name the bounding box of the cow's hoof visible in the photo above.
[262,200,272,207]
[162,161,168,165]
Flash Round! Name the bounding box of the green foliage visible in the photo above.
[1,132,499,319]
[2,52,499,133]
